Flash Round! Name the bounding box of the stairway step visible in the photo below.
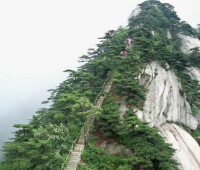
[65,77,114,170]
[74,144,84,152]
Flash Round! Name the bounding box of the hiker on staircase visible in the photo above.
[127,38,133,48]
[120,50,127,58]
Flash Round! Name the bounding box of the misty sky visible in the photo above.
[0,0,200,157]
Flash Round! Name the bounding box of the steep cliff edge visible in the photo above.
[120,0,200,168]
[134,61,200,170]
[159,123,200,170]
[79,0,200,169]
[178,34,200,55]
[136,62,198,129]
[1,0,200,169]
[131,27,200,170]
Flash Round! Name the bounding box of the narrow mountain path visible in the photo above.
[63,74,114,170]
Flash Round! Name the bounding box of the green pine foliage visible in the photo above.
[113,61,146,108]
[1,0,200,169]
[79,110,178,170]
[0,27,128,169]
[128,0,200,116]
[176,71,200,113]
[117,110,179,170]
[192,125,200,145]
[0,98,101,169]
[189,47,200,66]
[97,95,121,137]
[79,0,200,169]
[1,123,70,170]
[79,144,128,170]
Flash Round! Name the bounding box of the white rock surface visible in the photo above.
[99,140,132,157]
[138,62,200,170]
[105,142,132,157]
[187,67,200,121]
[119,99,128,119]
[167,30,172,39]
[117,31,200,169]
[128,6,141,19]
[178,34,200,54]
[159,123,200,170]
[136,61,198,130]
[118,61,200,169]
[187,67,200,82]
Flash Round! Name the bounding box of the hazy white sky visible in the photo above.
[0,0,200,155]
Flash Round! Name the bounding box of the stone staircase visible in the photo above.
[65,132,85,170]
[64,74,114,170]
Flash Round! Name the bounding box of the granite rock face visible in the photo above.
[178,34,200,54]
[187,67,200,81]
[136,62,198,130]
[104,142,132,157]
[136,62,200,170]
[159,123,200,170]
[167,30,172,39]
[137,62,200,170]
[119,61,200,170]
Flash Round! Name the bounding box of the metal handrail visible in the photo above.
[61,72,114,170]
[94,71,114,105]
[61,120,87,170]
[61,56,121,170]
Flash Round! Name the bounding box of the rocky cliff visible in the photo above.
[118,31,200,169]
[69,1,200,169]
[137,61,200,170]
[118,2,200,168]
[2,1,200,169]
[81,1,200,169]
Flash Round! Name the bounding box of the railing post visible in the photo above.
[63,72,115,169]
[84,125,86,146]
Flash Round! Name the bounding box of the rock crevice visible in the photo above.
[136,62,198,130]
[138,62,200,170]
[119,61,200,170]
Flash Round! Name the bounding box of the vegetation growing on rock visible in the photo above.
[1,0,200,169]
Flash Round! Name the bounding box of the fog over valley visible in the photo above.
[0,70,69,159]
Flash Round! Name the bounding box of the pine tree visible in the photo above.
[97,95,121,137]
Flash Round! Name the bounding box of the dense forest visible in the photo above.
[1,0,200,169]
